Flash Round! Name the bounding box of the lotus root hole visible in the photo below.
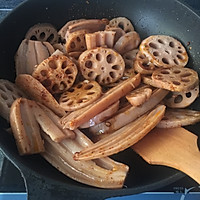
[1,93,8,100]
[153,51,159,56]
[5,84,13,91]
[77,98,88,103]
[49,60,57,69]
[118,22,125,30]
[186,92,192,98]
[107,54,116,64]
[177,54,184,60]
[173,69,181,74]
[47,34,55,43]
[178,50,183,54]
[174,95,183,103]
[109,71,116,78]
[40,32,46,40]
[162,58,169,64]
[52,84,59,92]
[181,78,190,83]
[68,88,75,92]
[77,83,83,89]
[61,97,69,103]
[66,100,73,106]
[161,69,170,74]
[84,84,93,90]
[169,41,175,48]
[85,60,93,69]
[96,53,102,61]
[112,65,120,70]
[42,79,51,87]
[30,35,37,40]
[88,71,95,78]
[139,54,146,59]
[62,61,68,69]
[76,37,81,42]
[70,42,76,49]
[142,61,150,68]
[172,81,181,85]
[158,39,164,44]
[87,91,95,95]
[173,59,179,65]
[149,42,158,49]
[65,68,73,75]
[181,72,192,78]
[40,70,48,76]
[165,50,170,54]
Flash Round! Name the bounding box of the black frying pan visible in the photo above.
[0,0,200,199]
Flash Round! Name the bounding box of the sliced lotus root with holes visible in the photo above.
[140,35,188,68]
[0,79,26,121]
[59,80,102,111]
[123,49,139,69]
[105,26,125,43]
[65,30,87,53]
[126,85,153,107]
[134,51,156,75]
[164,84,199,108]
[108,17,134,33]
[78,47,125,85]
[58,19,86,40]
[32,55,78,94]
[114,31,141,55]
[25,23,58,44]
[151,67,199,92]
[85,31,116,50]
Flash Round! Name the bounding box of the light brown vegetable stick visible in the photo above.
[132,127,200,184]
[61,73,141,130]
[90,88,168,136]
[74,104,166,161]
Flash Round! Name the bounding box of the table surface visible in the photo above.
[0,0,200,199]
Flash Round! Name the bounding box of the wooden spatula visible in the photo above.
[132,127,200,184]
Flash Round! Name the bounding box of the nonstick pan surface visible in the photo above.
[0,0,200,199]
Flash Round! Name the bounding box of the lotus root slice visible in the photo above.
[32,55,78,94]
[151,67,199,92]
[108,17,134,33]
[25,23,58,44]
[59,80,102,111]
[78,47,125,85]
[140,35,188,67]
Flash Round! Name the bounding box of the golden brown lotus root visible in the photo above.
[59,80,102,111]
[134,51,155,75]
[140,35,188,68]
[32,55,78,94]
[151,67,199,92]
[65,30,87,53]
[78,47,125,85]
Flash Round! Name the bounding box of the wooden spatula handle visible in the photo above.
[132,127,200,184]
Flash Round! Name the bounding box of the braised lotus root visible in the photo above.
[164,84,199,108]
[15,39,55,75]
[105,26,125,43]
[85,31,116,50]
[25,23,58,44]
[32,55,78,94]
[65,30,87,53]
[151,67,199,92]
[78,47,125,85]
[114,31,141,55]
[139,35,188,68]
[134,51,156,75]
[0,79,26,121]
[123,49,139,69]
[108,17,134,33]
[59,80,102,111]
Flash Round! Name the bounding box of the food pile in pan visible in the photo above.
[0,17,199,188]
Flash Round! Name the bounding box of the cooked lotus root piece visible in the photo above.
[164,84,199,108]
[78,47,125,85]
[140,35,188,68]
[25,23,58,44]
[114,31,141,55]
[32,55,78,94]
[65,30,87,53]
[126,85,153,107]
[108,17,134,33]
[105,26,125,43]
[0,79,26,121]
[151,67,199,92]
[123,49,139,69]
[58,19,85,39]
[59,80,102,111]
[134,51,156,75]
[15,39,55,75]
[85,31,116,50]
